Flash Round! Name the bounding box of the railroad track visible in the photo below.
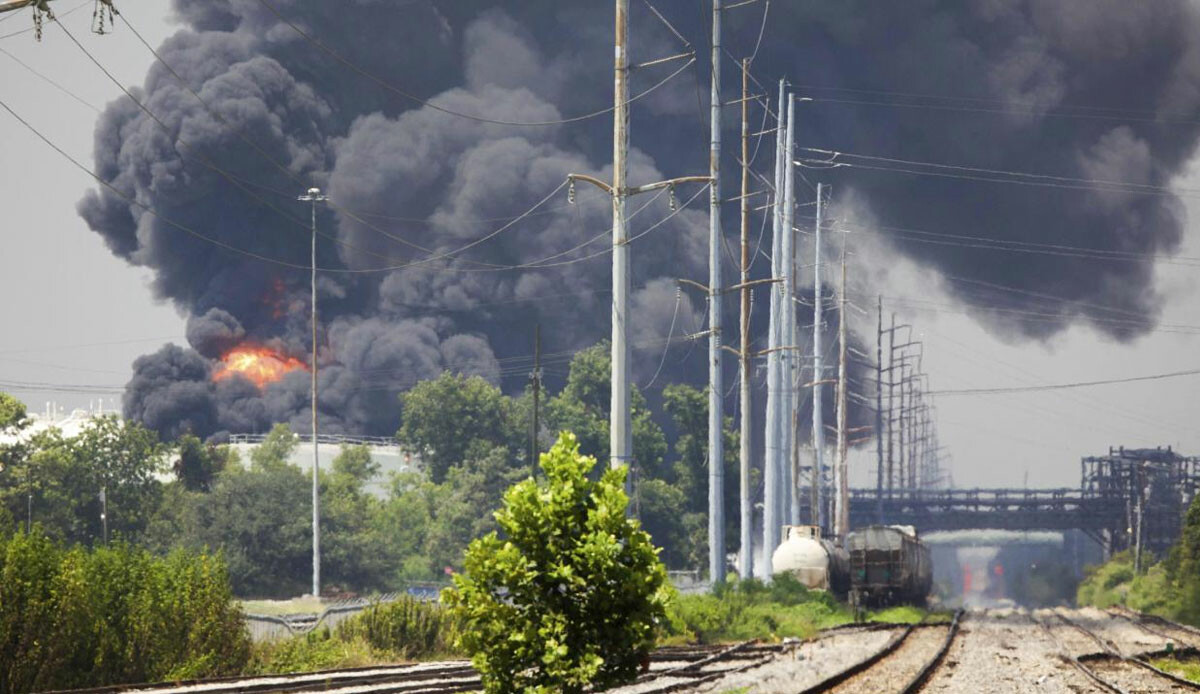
[43,642,782,694]
[1106,605,1200,651]
[1034,608,1200,693]
[796,610,964,694]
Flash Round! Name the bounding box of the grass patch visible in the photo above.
[241,597,327,616]
[1151,656,1200,683]
[866,605,928,624]
[247,596,459,674]
[663,575,930,644]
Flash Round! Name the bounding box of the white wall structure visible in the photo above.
[226,435,421,499]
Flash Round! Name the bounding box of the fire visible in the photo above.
[213,345,307,388]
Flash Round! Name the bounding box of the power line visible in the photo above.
[807,94,1200,126]
[929,367,1200,396]
[800,147,1198,197]
[0,0,87,40]
[793,82,1200,123]
[0,44,98,112]
[254,0,695,128]
[0,85,700,276]
[824,217,1200,268]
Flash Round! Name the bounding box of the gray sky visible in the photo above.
[0,4,183,416]
[0,3,1196,489]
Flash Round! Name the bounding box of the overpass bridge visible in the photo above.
[817,447,1200,557]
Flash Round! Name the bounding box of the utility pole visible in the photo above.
[887,313,896,503]
[783,97,799,526]
[530,323,542,476]
[299,185,327,598]
[762,79,786,577]
[707,0,726,585]
[875,296,883,523]
[834,246,849,539]
[737,58,753,580]
[569,0,710,506]
[611,0,632,485]
[811,182,826,533]
[99,485,107,544]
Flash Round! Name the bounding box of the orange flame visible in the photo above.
[213,345,307,388]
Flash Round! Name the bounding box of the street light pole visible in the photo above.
[299,186,327,598]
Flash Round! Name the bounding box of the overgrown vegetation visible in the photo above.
[444,432,670,694]
[1077,495,1200,624]
[1150,655,1200,684]
[0,529,249,693]
[247,596,458,674]
[666,575,852,643]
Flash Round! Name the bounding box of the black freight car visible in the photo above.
[847,525,933,607]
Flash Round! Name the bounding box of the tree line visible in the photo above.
[0,342,742,598]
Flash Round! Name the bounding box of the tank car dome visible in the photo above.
[773,537,830,573]
[772,526,833,589]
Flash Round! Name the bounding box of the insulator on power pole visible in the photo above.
[567,178,576,204]
[668,184,677,211]
[92,0,117,35]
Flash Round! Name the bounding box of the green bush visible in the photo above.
[337,596,457,658]
[0,530,249,692]
[248,629,382,674]
[666,576,854,644]
[443,432,671,694]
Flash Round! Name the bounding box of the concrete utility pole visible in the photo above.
[876,296,884,523]
[762,79,786,577]
[569,1,711,506]
[299,186,327,598]
[707,0,725,585]
[783,98,799,526]
[738,58,753,580]
[812,182,826,533]
[612,0,632,484]
[834,246,849,539]
[530,323,542,476]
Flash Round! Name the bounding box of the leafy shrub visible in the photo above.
[443,432,671,694]
[666,576,856,644]
[0,531,249,693]
[248,629,381,674]
[337,596,458,658]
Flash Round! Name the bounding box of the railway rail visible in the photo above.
[797,610,964,694]
[1036,608,1200,693]
[43,642,784,694]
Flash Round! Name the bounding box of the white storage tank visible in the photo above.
[771,525,849,595]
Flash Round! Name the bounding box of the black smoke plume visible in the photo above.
[79,1,1200,441]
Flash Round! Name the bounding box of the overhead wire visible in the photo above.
[0,44,99,112]
[929,367,1200,396]
[0,0,88,40]
[800,147,1200,198]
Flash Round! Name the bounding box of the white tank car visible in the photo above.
[771,525,850,596]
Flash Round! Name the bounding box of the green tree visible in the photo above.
[1169,496,1200,623]
[0,392,26,433]
[71,416,165,543]
[174,434,231,492]
[661,383,741,560]
[188,463,311,597]
[544,342,667,478]
[422,445,527,576]
[443,432,670,694]
[322,445,393,592]
[250,423,299,472]
[397,372,524,483]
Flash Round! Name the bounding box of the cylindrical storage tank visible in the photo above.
[772,525,834,591]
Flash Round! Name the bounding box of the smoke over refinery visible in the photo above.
[78,1,1200,440]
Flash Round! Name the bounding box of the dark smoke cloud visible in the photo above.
[84,1,1200,441]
